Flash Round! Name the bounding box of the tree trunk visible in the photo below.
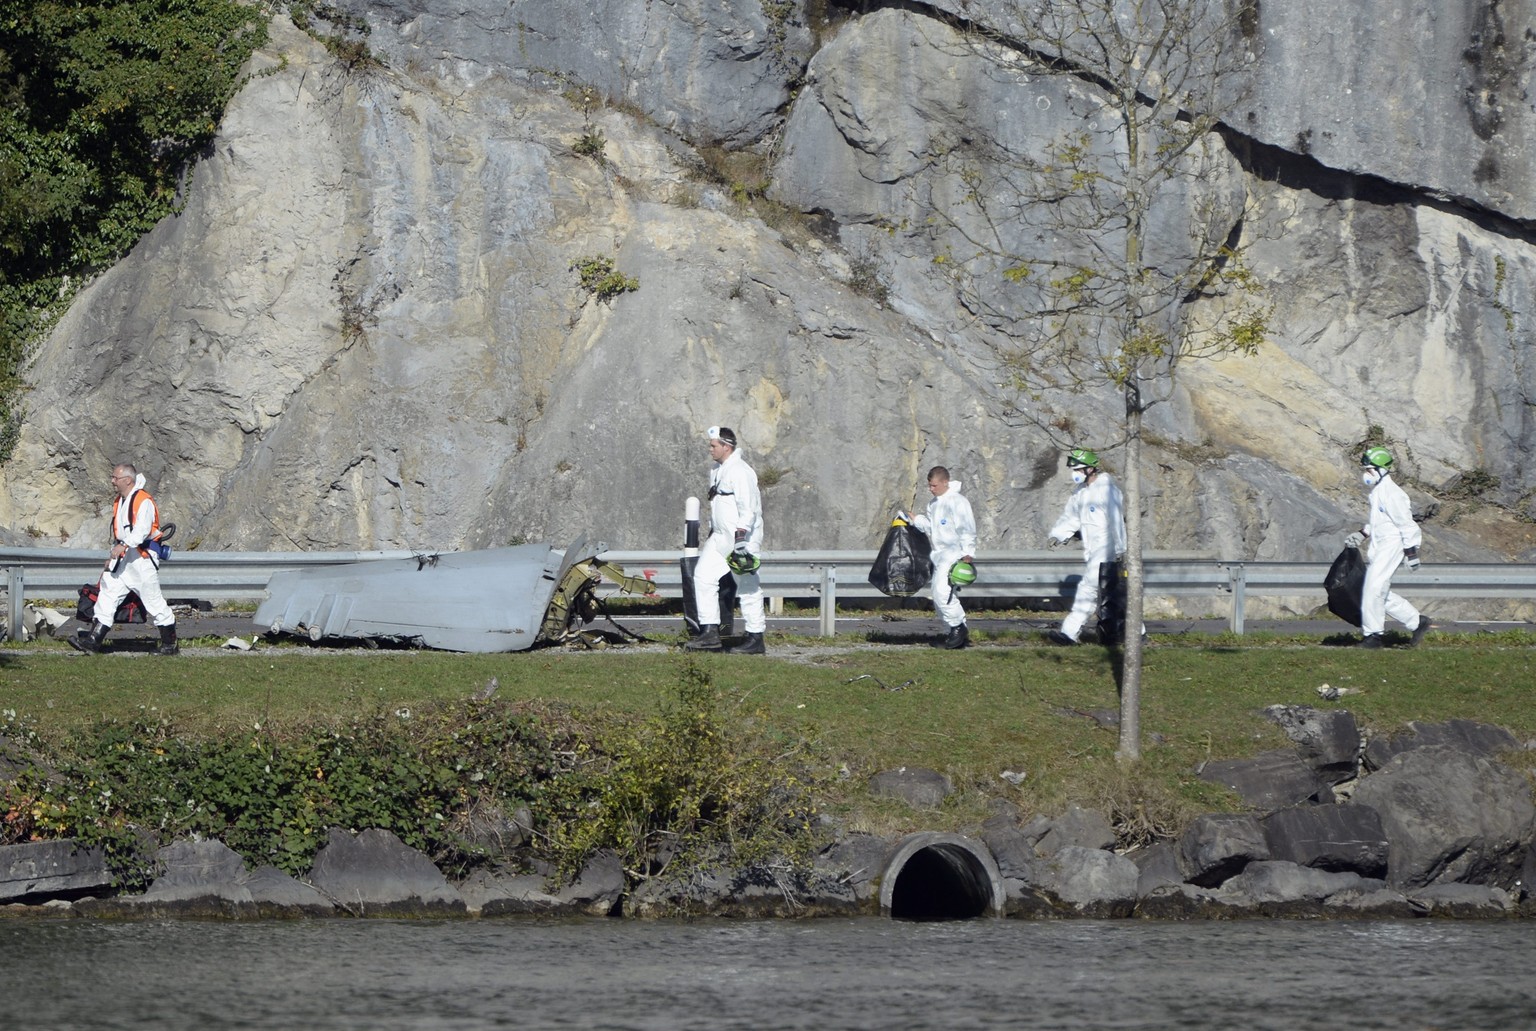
[1117,385,1145,761]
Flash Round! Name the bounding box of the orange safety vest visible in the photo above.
[111,489,160,559]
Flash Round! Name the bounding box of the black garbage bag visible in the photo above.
[76,581,147,626]
[869,521,933,597]
[1097,559,1128,644]
[1324,546,1367,627]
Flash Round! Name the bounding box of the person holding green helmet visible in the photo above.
[1345,446,1430,649]
[899,465,977,649]
[684,425,767,654]
[1046,448,1129,645]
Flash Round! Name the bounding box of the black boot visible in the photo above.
[1357,634,1385,649]
[725,632,766,655]
[155,624,179,656]
[940,624,969,650]
[69,623,111,654]
[684,625,722,651]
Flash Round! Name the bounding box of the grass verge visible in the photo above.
[6,632,1534,803]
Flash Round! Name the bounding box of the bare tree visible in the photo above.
[925,0,1271,759]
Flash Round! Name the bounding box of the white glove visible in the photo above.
[895,510,910,523]
[1404,547,1420,572]
[1343,532,1365,549]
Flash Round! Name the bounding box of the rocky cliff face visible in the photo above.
[3,1,1533,581]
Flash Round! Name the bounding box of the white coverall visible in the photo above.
[693,449,766,633]
[95,475,175,628]
[913,481,978,629]
[1049,473,1127,641]
[1359,472,1423,636]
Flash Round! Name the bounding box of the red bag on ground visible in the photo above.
[76,582,147,626]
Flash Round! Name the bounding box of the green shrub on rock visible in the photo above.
[15,702,555,886]
[3,668,827,894]
[524,661,826,885]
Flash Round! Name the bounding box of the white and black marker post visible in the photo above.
[681,495,702,635]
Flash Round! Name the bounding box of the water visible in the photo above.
[4,917,1533,1030]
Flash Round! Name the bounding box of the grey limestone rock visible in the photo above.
[553,849,625,917]
[456,869,562,916]
[307,827,466,915]
[1179,813,1271,888]
[1407,883,1517,918]
[1261,803,1389,878]
[1363,719,1521,773]
[1216,860,1367,914]
[1263,705,1361,786]
[1130,842,1185,898]
[1032,805,1117,855]
[1352,746,1536,891]
[451,803,532,858]
[912,0,1536,224]
[1198,749,1327,809]
[1322,884,1416,919]
[4,2,1536,597]
[627,862,859,918]
[125,840,334,916]
[1134,882,1245,920]
[815,833,894,903]
[1235,0,1536,223]
[978,821,1042,884]
[1037,846,1139,918]
[868,767,953,809]
[0,839,114,904]
[338,0,810,145]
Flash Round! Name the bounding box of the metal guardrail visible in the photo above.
[2,548,419,642]
[5,546,1535,641]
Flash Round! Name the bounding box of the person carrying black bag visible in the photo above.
[900,466,977,650]
[1347,447,1431,649]
[868,513,933,598]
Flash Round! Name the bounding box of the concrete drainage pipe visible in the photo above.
[879,832,1004,921]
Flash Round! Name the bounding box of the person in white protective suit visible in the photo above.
[1046,448,1132,646]
[899,466,977,649]
[70,463,178,655]
[1346,446,1430,649]
[684,426,767,654]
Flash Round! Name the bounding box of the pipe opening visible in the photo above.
[881,834,1002,922]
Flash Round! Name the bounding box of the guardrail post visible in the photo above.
[7,566,23,642]
[819,566,837,637]
[1229,563,1246,635]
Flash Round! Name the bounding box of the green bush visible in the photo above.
[573,129,607,160]
[10,701,556,885]
[0,0,267,462]
[535,662,824,883]
[3,671,826,893]
[570,254,639,302]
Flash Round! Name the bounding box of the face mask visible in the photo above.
[1362,469,1381,487]
[1071,470,1087,485]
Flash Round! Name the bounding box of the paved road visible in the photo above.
[55,606,1529,653]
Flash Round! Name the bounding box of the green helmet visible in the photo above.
[727,550,761,575]
[1067,448,1099,470]
[949,560,977,586]
[1361,446,1394,470]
